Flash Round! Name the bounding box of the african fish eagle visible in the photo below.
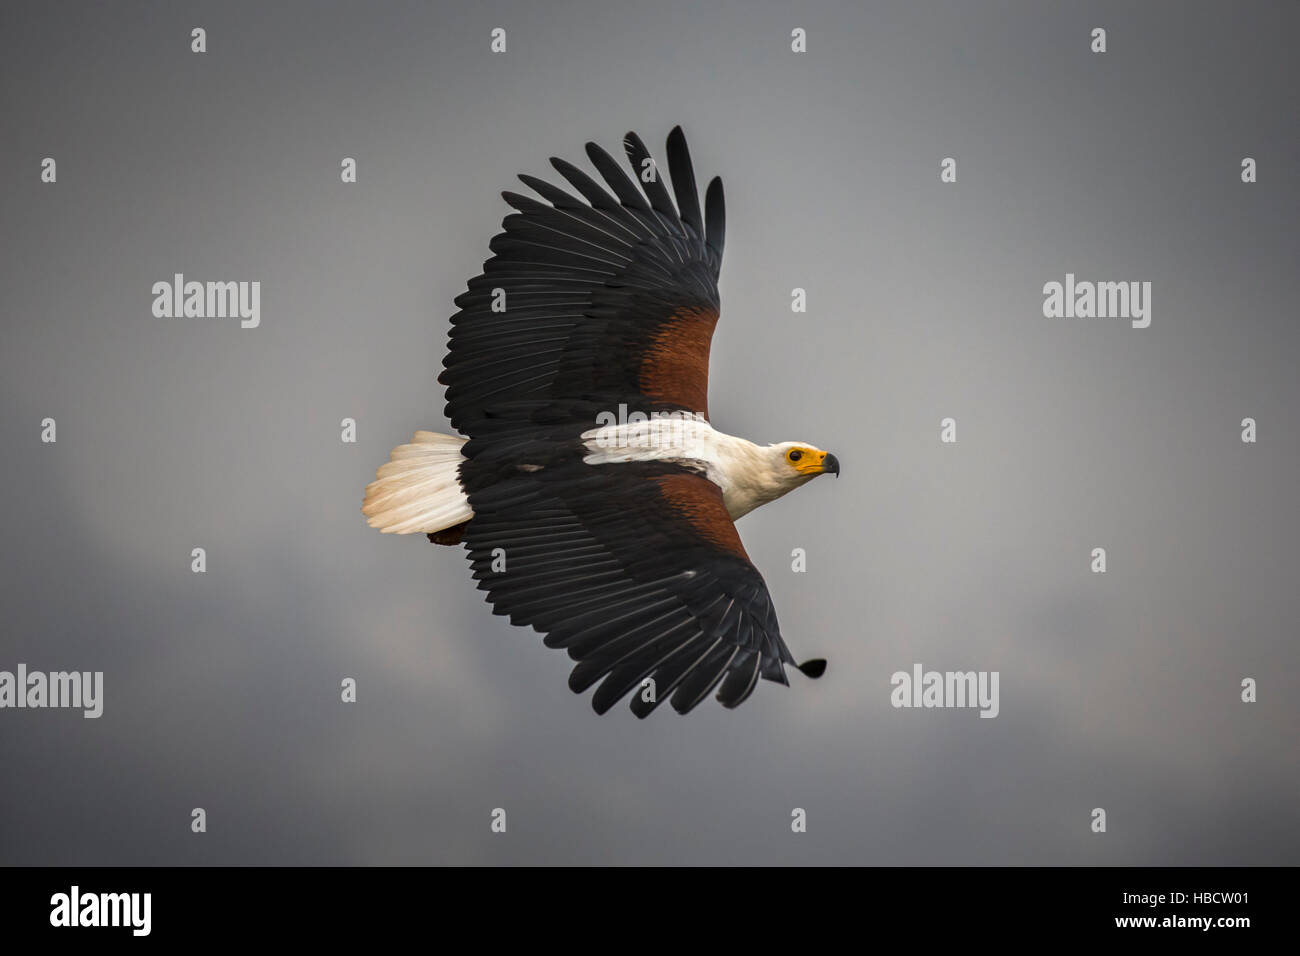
[362,127,839,716]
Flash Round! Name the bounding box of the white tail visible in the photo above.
[362,430,473,535]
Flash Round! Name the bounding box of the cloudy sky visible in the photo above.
[2,0,1296,864]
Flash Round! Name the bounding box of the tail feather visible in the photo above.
[362,431,473,536]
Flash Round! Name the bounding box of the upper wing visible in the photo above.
[439,127,726,439]
[463,463,803,716]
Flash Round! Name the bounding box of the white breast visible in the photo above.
[579,413,780,520]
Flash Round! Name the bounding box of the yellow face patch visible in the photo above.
[785,446,829,476]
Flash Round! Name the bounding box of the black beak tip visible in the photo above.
[823,453,840,477]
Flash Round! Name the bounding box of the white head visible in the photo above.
[770,441,840,486]
[723,440,840,521]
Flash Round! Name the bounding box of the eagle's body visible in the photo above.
[579,415,833,521]
[364,127,838,717]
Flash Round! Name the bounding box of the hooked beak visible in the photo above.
[821,452,840,477]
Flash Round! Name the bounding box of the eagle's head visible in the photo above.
[772,442,840,485]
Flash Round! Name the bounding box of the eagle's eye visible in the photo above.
[788,450,802,462]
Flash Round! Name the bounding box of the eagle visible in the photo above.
[362,127,839,716]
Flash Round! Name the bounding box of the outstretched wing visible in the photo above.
[439,126,727,437]
[464,463,803,716]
